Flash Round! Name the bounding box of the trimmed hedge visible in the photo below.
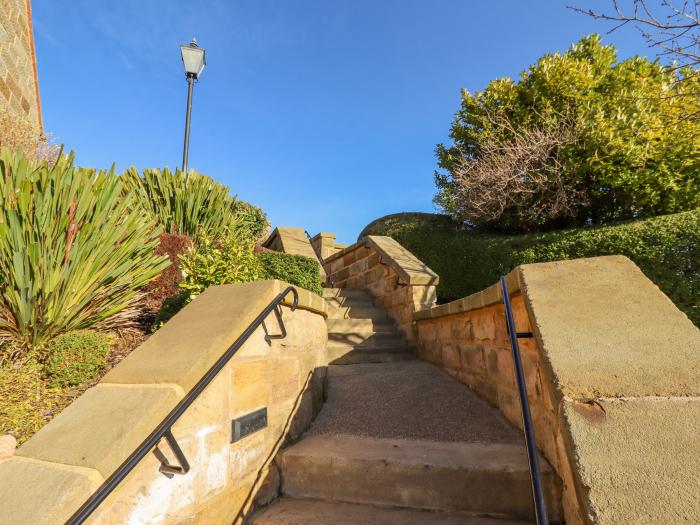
[362,210,700,327]
[258,252,323,296]
[44,330,111,387]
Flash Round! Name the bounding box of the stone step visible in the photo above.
[277,434,562,522]
[323,288,372,300]
[327,332,405,348]
[326,318,397,335]
[324,295,375,308]
[327,347,415,365]
[250,498,532,525]
[325,304,389,320]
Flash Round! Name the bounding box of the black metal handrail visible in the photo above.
[500,276,549,525]
[305,230,334,286]
[65,286,300,525]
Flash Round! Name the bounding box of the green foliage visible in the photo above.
[363,210,700,326]
[436,35,700,232]
[232,199,269,243]
[0,148,169,353]
[178,226,262,301]
[258,252,323,295]
[122,167,268,243]
[0,360,64,443]
[44,330,110,388]
[154,249,323,329]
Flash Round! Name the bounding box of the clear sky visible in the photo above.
[32,1,651,243]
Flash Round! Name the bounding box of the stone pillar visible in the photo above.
[311,233,336,260]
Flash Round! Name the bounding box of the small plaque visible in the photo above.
[232,407,267,443]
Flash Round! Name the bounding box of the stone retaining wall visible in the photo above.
[325,235,439,344]
[414,256,700,524]
[0,280,328,525]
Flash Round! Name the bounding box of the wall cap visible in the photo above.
[414,269,519,321]
[326,236,439,286]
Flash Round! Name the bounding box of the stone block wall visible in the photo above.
[325,235,439,343]
[414,256,700,524]
[0,0,41,128]
[0,280,328,525]
[415,276,580,523]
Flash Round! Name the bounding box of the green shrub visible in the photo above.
[0,148,169,354]
[232,200,269,244]
[179,226,261,301]
[258,252,323,295]
[122,167,268,243]
[362,210,700,326]
[44,330,111,387]
[436,35,700,232]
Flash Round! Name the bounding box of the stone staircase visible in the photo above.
[324,288,414,365]
[250,289,562,524]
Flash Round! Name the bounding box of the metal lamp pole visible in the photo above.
[179,38,206,174]
[182,74,195,173]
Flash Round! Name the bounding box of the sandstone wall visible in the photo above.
[0,0,41,127]
[414,256,700,524]
[0,280,328,525]
[263,227,326,280]
[325,235,438,344]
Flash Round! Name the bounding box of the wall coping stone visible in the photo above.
[413,269,519,321]
[326,235,439,286]
[262,227,319,261]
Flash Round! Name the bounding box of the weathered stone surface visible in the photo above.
[103,280,324,389]
[0,434,16,461]
[520,255,700,398]
[17,384,182,477]
[0,457,103,525]
[564,397,700,524]
[251,498,531,525]
[0,0,42,127]
[279,434,560,521]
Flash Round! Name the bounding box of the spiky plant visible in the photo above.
[0,148,169,354]
[122,167,231,240]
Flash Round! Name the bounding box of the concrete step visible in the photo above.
[327,332,405,348]
[326,318,397,335]
[327,347,415,365]
[250,498,532,525]
[323,288,372,300]
[326,304,389,320]
[278,434,561,522]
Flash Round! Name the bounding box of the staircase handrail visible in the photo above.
[64,286,300,525]
[500,276,549,525]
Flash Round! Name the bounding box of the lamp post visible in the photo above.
[180,38,206,173]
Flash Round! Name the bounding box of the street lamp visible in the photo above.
[180,38,206,173]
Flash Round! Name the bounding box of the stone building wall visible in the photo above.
[0,0,41,128]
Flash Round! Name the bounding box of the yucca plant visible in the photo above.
[122,167,234,240]
[0,148,169,354]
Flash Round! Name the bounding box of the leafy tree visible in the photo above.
[435,35,700,232]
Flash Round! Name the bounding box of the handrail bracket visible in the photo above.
[159,429,190,475]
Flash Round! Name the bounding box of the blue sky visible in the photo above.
[33,1,651,243]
